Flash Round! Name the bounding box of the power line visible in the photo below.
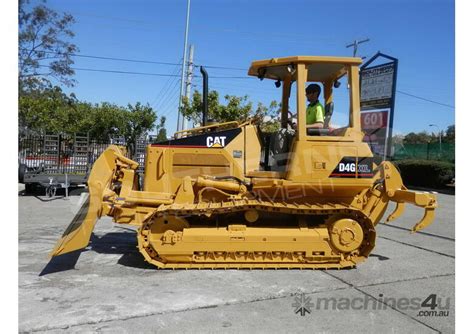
[161,91,180,117]
[21,48,181,67]
[150,61,182,108]
[31,61,455,109]
[154,76,181,111]
[211,76,250,79]
[194,81,278,94]
[195,64,247,71]
[154,74,182,112]
[397,90,454,109]
[21,48,248,71]
[60,53,180,66]
[36,64,180,77]
[34,64,250,79]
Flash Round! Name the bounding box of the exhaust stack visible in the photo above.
[200,66,208,126]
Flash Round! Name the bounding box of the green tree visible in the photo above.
[19,87,158,145]
[182,90,252,125]
[155,116,168,142]
[403,131,432,144]
[392,134,405,145]
[19,85,78,135]
[253,100,280,132]
[85,102,127,142]
[19,0,78,92]
[214,94,253,122]
[181,89,278,130]
[123,103,157,156]
[181,90,223,125]
[445,125,455,143]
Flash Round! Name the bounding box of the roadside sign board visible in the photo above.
[361,110,389,157]
[360,52,398,160]
[360,63,395,110]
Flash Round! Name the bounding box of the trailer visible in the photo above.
[19,134,109,195]
[19,133,151,196]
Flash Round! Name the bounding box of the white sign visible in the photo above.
[360,63,395,108]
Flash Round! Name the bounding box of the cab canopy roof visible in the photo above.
[248,55,362,83]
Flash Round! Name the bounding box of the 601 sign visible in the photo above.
[361,111,388,130]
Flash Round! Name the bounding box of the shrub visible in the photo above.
[393,159,455,188]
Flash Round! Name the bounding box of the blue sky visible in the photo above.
[35,0,454,136]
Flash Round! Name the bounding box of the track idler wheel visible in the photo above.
[138,215,192,267]
[328,216,365,253]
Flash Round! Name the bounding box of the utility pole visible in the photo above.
[346,38,370,57]
[182,44,194,130]
[177,0,191,132]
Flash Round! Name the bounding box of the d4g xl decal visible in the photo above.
[330,157,374,178]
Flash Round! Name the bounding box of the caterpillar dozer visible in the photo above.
[51,56,437,269]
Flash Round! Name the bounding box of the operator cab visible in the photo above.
[248,56,364,171]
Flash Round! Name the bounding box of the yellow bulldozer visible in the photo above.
[51,56,437,269]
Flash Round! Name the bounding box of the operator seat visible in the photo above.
[269,127,295,170]
[323,102,334,128]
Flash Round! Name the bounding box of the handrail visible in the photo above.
[174,121,240,138]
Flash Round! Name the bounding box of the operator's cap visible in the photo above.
[305,83,321,94]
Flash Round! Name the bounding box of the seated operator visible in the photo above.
[305,84,324,129]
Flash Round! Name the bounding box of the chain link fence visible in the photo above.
[392,143,455,163]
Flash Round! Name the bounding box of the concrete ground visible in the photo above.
[18,185,454,333]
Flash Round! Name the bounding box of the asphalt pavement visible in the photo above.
[18,184,455,333]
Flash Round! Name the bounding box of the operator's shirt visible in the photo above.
[306,101,325,125]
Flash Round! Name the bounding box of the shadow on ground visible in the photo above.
[39,250,82,276]
[40,230,394,275]
[19,185,88,198]
[369,253,390,261]
[89,231,156,270]
[39,230,156,276]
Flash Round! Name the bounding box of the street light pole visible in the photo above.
[177,0,191,132]
[429,124,441,153]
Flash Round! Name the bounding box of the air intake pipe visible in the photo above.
[200,66,208,126]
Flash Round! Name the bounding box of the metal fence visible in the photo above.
[19,134,149,178]
[392,143,455,163]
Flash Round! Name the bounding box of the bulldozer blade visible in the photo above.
[50,146,123,257]
[386,202,405,223]
[411,208,436,233]
[49,192,99,256]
